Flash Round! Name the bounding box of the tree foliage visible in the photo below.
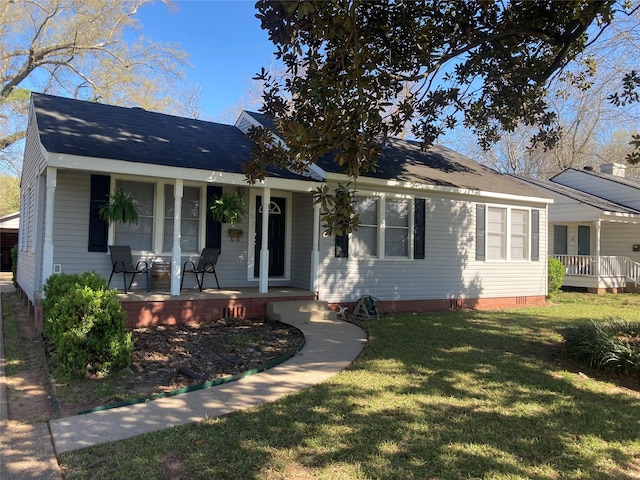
[247,0,624,187]
[0,174,20,216]
[464,8,640,178]
[0,0,192,173]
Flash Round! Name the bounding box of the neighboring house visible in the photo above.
[17,92,551,323]
[0,211,19,271]
[517,164,640,293]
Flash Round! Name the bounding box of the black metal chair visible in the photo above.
[108,245,150,293]
[181,247,220,291]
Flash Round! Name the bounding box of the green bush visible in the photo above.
[42,271,108,313]
[10,244,17,287]
[548,256,565,298]
[42,272,133,380]
[561,318,640,376]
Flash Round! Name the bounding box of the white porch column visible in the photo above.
[170,179,183,296]
[259,187,271,294]
[595,219,601,283]
[310,200,321,295]
[42,167,57,289]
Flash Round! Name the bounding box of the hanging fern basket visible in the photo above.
[209,192,245,226]
[99,189,139,225]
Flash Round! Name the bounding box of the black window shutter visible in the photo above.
[335,233,349,258]
[476,204,486,261]
[531,209,540,261]
[88,174,110,252]
[206,186,222,249]
[414,198,426,259]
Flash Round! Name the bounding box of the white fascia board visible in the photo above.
[600,211,640,224]
[324,172,553,205]
[47,152,324,193]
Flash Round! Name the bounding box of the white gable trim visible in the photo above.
[235,111,326,181]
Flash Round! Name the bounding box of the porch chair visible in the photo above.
[108,245,150,293]
[181,247,220,291]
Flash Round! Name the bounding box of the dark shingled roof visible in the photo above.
[315,138,548,198]
[551,167,640,190]
[31,93,305,180]
[244,111,547,198]
[32,94,549,199]
[515,175,640,215]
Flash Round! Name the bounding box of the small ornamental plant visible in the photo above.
[209,191,245,226]
[99,189,139,225]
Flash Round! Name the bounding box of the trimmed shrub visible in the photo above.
[561,318,640,376]
[548,256,565,298]
[42,271,108,312]
[42,272,133,380]
[10,244,17,287]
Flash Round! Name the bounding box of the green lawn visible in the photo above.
[60,292,640,479]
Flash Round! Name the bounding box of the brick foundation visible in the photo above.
[27,288,546,331]
[587,287,624,295]
[330,295,547,316]
[121,294,317,328]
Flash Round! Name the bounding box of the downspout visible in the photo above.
[42,166,57,293]
[259,187,271,294]
[171,180,183,296]
[310,200,320,298]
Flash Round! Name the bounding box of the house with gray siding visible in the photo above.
[517,165,640,293]
[17,93,551,322]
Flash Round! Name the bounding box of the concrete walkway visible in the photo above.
[0,271,367,472]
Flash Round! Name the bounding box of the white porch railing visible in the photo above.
[601,256,640,284]
[553,255,640,283]
[553,255,595,276]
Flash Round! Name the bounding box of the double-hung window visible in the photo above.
[510,209,529,260]
[352,196,379,257]
[487,207,507,260]
[482,205,532,261]
[385,198,410,257]
[345,195,419,259]
[114,180,154,251]
[99,179,208,254]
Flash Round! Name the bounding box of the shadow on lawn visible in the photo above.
[63,311,640,479]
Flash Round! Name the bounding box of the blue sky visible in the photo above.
[136,0,276,121]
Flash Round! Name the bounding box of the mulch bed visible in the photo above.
[130,318,304,393]
[4,288,305,419]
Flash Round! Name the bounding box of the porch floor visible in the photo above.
[117,286,316,302]
[116,287,317,327]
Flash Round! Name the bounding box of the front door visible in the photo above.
[578,225,591,255]
[254,196,286,277]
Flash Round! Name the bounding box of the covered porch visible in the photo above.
[550,210,640,294]
[553,254,640,293]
